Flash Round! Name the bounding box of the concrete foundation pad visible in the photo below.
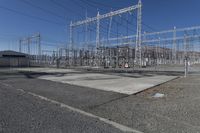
[37,71,177,95]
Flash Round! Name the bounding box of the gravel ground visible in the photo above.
[1,70,200,133]
[90,76,200,133]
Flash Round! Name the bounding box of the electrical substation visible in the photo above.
[10,0,200,73]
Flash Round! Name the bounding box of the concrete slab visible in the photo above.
[37,71,177,95]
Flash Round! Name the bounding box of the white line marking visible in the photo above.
[26,91,143,133]
[0,82,143,133]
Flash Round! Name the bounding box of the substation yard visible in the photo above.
[1,67,200,133]
[1,0,200,132]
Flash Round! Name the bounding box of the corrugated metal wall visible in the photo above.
[0,57,29,67]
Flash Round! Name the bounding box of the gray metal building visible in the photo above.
[0,50,29,67]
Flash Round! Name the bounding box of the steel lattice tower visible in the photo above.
[135,0,142,67]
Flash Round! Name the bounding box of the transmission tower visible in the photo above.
[69,1,142,67]
[19,33,41,62]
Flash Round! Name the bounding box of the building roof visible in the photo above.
[0,50,27,57]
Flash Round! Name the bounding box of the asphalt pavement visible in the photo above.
[0,83,129,133]
[1,69,200,133]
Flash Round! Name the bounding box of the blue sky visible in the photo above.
[0,0,200,51]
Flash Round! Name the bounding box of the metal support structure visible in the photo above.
[19,39,22,52]
[70,1,141,67]
[84,10,88,50]
[135,0,142,66]
[108,16,113,40]
[65,0,200,70]
[69,21,73,66]
[184,35,188,57]
[96,11,100,66]
[69,21,73,51]
[102,25,200,44]
[71,5,140,27]
[38,33,41,63]
[184,57,189,77]
[19,33,41,63]
[28,37,30,55]
[96,11,100,50]
[172,26,177,63]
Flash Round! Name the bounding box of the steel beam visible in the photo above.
[71,5,139,27]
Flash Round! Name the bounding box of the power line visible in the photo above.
[42,37,66,44]
[119,14,154,33]
[41,41,65,46]
[142,22,157,32]
[84,0,122,9]
[71,0,138,32]
[49,0,84,18]
[80,0,157,32]
[0,36,18,40]
[71,0,87,10]
[112,16,137,33]
[79,0,98,11]
[72,22,120,42]
[68,3,138,42]
[0,5,65,26]
[19,0,69,20]
[71,1,137,35]
[0,33,21,37]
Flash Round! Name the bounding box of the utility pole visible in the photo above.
[85,9,88,50]
[96,11,100,66]
[69,21,73,66]
[135,0,142,67]
[19,39,22,52]
[38,33,41,63]
[172,26,177,64]
[184,35,189,77]
[28,37,30,55]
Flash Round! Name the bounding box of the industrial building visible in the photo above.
[0,50,29,67]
